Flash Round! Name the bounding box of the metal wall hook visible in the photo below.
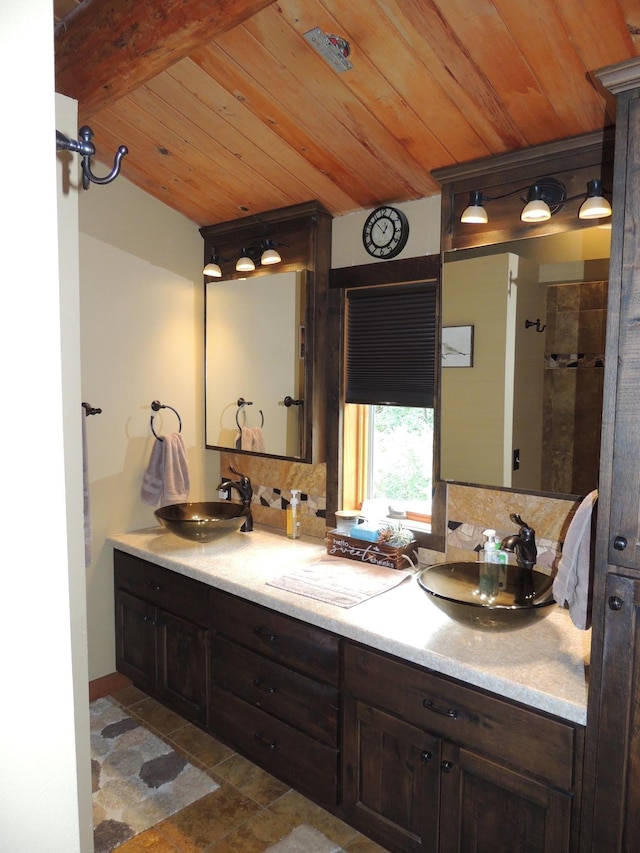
[82,402,102,416]
[525,318,546,333]
[150,400,182,440]
[283,396,304,407]
[56,125,128,190]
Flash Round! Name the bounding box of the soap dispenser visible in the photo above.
[479,529,507,564]
[287,490,301,539]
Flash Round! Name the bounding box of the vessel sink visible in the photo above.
[154,501,249,543]
[417,561,556,631]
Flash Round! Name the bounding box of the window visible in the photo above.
[343,404,434,522]
[327,255,446,551]
[342,278,437,530]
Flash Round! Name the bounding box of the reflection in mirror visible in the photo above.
[205,270,306,458]
[441,225,610,496]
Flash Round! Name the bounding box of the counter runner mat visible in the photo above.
[90,696,219,853]
[266,556,412,607]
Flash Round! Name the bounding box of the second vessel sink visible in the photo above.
[155,501,249,543]
[417,561,556,631]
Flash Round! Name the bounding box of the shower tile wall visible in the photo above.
[542,280,607,495]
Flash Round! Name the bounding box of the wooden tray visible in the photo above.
[326,531,418,571]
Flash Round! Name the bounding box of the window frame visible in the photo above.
[327,255,446,551]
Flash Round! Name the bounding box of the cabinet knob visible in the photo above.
[420,750,433,764]
[253,678,277,694]
[613,535,628,551]
[608,596,624,611]
[146,580,162,591]
[254,731,277,749]
[441,760,455,773]
[254,626,278,642]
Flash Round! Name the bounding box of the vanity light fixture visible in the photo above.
[203,249,222,278]
[236,250,256,272]
[578,179,613,219]
[205,240,287,277]
[460,177,611,225]
[260,240,282,265]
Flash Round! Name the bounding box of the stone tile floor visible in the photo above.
[104,685,389,853]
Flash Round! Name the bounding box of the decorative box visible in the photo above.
[326,530,418,571]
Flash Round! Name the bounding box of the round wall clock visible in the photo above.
[362,206,410,259]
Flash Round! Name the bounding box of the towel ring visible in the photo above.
[150,400,182,441]
[235,399,264,430]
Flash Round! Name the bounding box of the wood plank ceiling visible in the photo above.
[54,0,640,228]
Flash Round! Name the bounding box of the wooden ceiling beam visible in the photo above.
[55,0,276,120]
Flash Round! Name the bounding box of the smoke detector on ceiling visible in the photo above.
[304,27,353,73]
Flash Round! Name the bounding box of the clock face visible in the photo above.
[362,206,409,258]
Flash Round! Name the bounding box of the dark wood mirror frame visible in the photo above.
[200,201,332,463]
[432,128,614,501]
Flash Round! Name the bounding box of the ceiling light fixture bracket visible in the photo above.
[304,27,353,73]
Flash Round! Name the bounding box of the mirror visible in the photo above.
[440,225,610,496]
[205,270,307,459]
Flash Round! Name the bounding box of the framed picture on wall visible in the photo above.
[442,325,474,367]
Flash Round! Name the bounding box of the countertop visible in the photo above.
[108,525,590,726]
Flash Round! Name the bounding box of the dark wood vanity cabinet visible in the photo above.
[114,551,209,725]
[208,588,340,809]
[114,550,584,850]
[342,644,583,853]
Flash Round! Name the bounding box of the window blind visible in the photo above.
[346,281,437,407]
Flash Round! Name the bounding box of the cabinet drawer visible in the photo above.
[209,685,338,808]
[114,550,210,626]
[212,637,339,746]
[210,588,340,686]
[344,643,580,791]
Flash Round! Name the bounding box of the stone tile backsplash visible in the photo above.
[219,454,582,565]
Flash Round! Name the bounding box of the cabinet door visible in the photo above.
[114,589,156,693]
[157,609,209,726]
[342,696,440,853]
[439,744,572,853]
[605,94,640,570]
[589,573,640,852]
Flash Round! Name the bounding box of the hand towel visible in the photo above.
[82,408,92,567]
[141,433,190,507]
[240,427,266,453]
[553,489,598,630]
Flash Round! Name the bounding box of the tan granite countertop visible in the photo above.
[108,525,590,726]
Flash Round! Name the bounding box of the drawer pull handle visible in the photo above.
[441,760,455,773]
[613,535,628,551]
[420,750,433,764]
[146,581,162,591]
[253,678,277,694]
[423,699,458,719]
[254,731,277,749]
[609,595,624,611]
[254,626,278,642]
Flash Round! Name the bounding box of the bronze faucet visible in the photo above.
[501,514,537,569]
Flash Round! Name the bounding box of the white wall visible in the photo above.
[332,196,441,267]
[441,253,516,485]
[0,1,91,849]
[79,174,218,679]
